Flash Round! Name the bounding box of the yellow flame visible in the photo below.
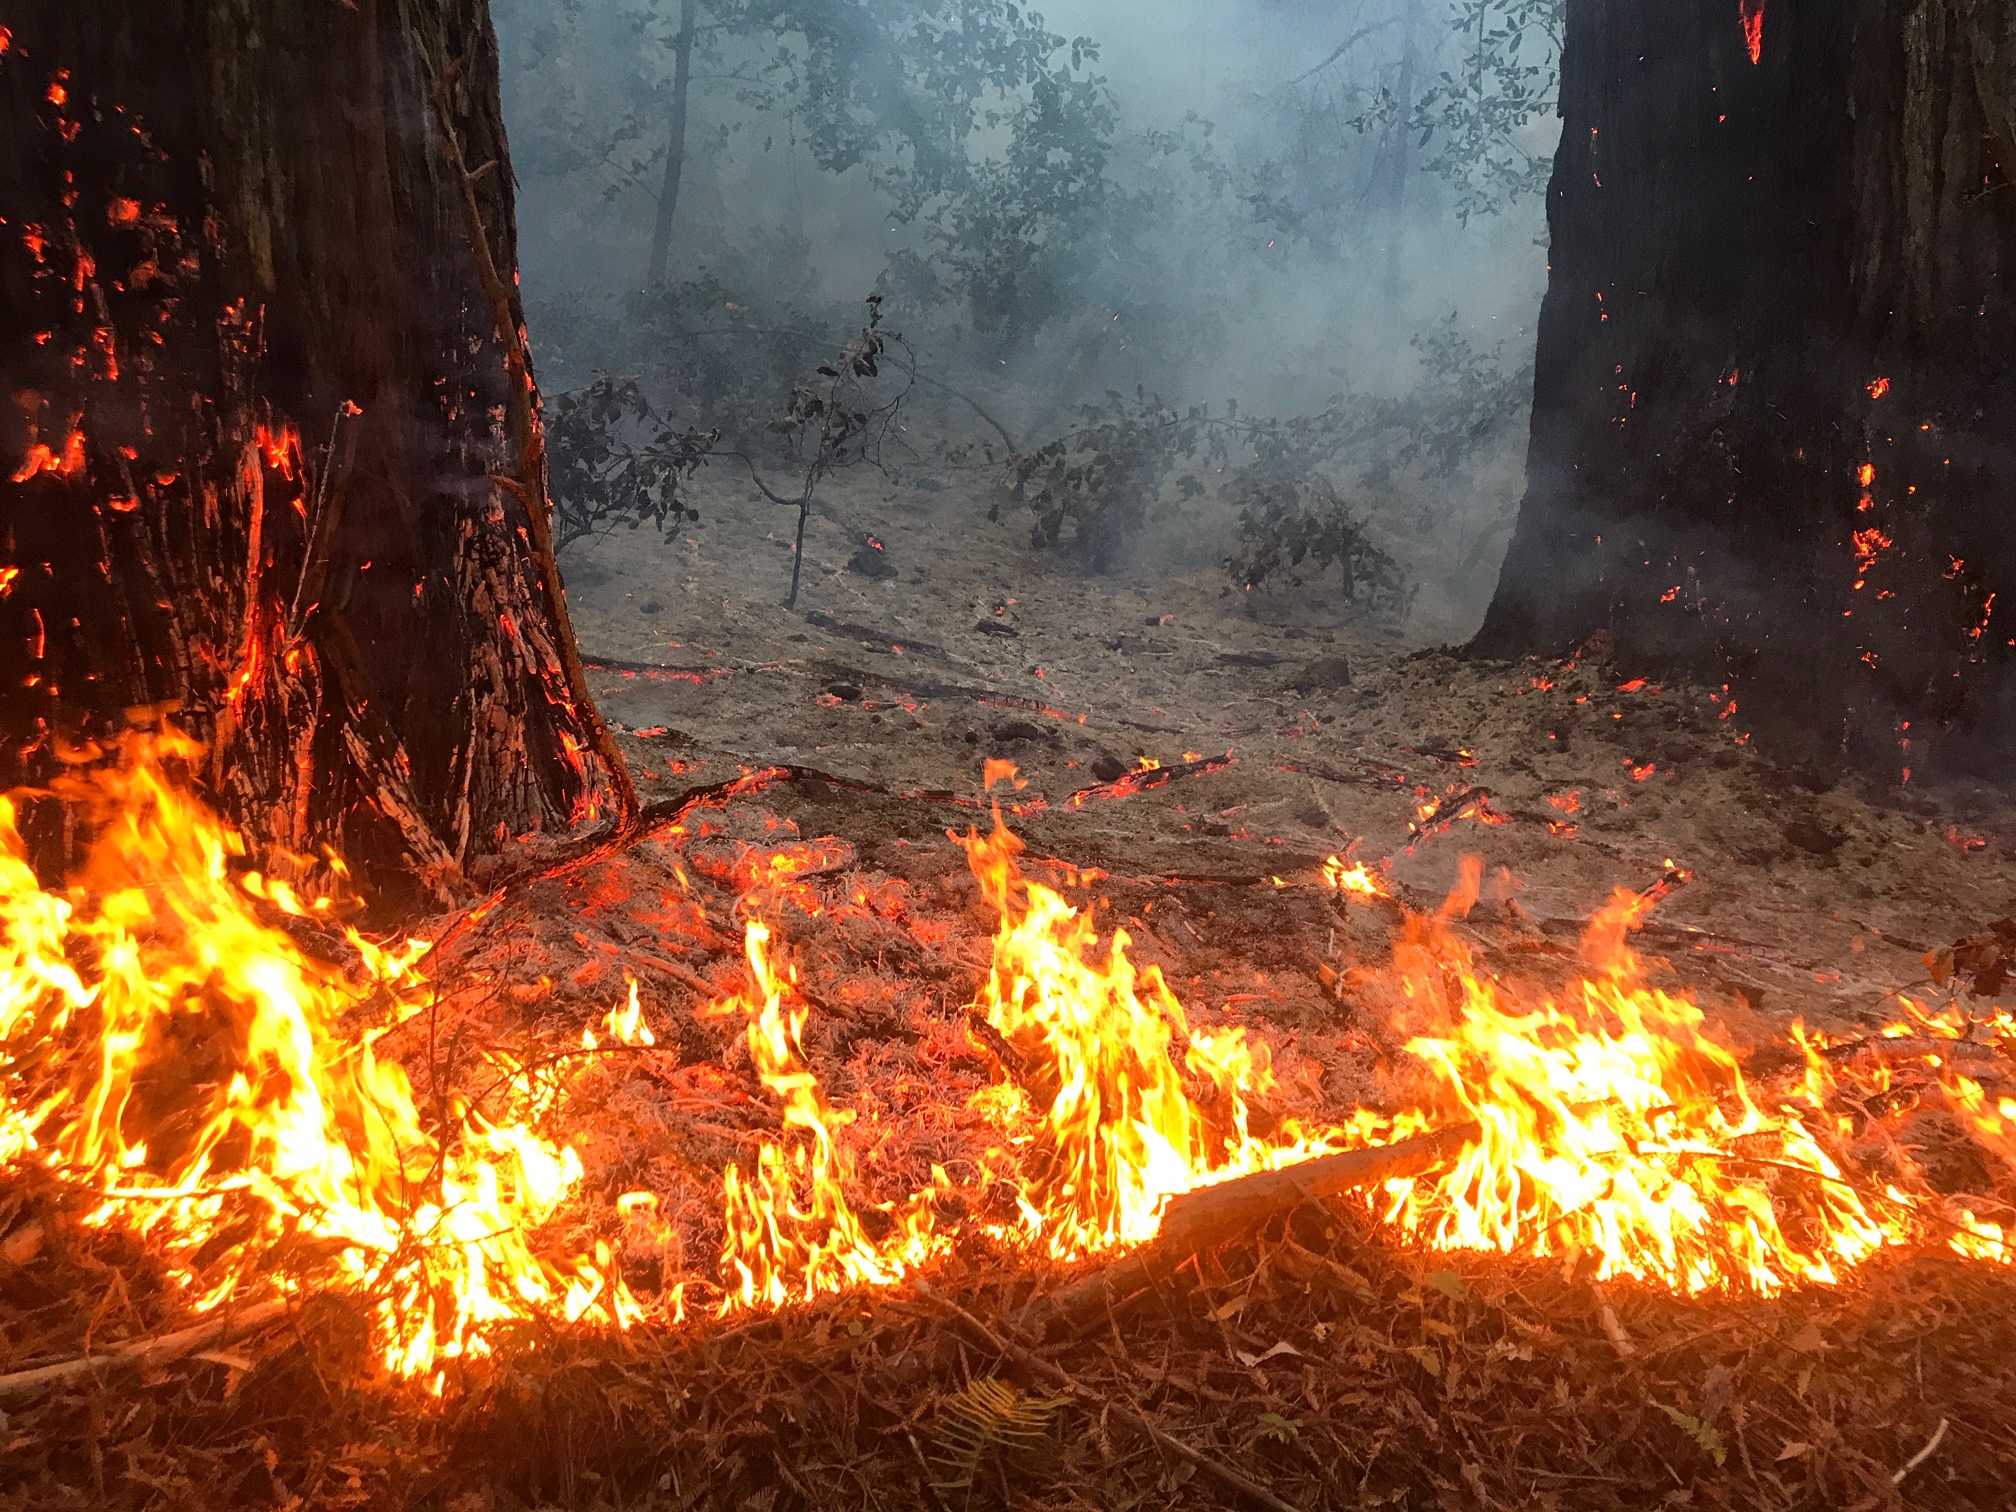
[957,813,1332,1257]
[716,919,947,1310]
[6,741,2014,1385]
[1321,855,1387,898]
[0,730,639,1389]
[1347,881,1968,1290]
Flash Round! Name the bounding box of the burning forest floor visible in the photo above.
[5,474,2016,1511]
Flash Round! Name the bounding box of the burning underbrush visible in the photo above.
[3,732,2016,1504]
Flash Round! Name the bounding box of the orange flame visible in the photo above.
[5,745,2014,1387]
[958,813,1332,1256]
[715,919,947,1309]
[10,425,85,484]
[1352,882,1920,1291]
[1739,0,1765,64]
[0,730,641,1390]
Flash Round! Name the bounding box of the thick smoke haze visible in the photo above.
[493,0,1563,635]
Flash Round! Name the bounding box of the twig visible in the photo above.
[626,946,723,1001]
[966,1011,1038,1084]
[916,1284,1307,1512]
[1890,1416,1948,1486]
[0,1300,289,1401]
[901,1425,955,1512]
[656,325,1020,453]
[1063,753,1236,810]
[1284,18,1402,87]
[1589,1281,1636,1360]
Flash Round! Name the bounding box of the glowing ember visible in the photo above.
[1739,0,1765,64]
[9,424,85,484]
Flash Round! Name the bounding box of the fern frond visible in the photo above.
[926,1375,1067,1498]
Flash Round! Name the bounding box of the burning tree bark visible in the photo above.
[1475,0,2015,772]
[0,2,633,907]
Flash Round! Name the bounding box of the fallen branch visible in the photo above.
[581,646,1198,736]
[1023,1120,1479,1336]
[1064,754,1236,810]
[965,1010,1038,1084]
[0,1299,289,1401]
[803,610,952,662]
[918,1284,1307,1512]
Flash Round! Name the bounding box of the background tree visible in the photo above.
[500,0,1104,297]
[1473,0,2016,772]
[0,0,633,907]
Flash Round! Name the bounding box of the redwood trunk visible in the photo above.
[0,0,631,906]
[1474,0,2016,773]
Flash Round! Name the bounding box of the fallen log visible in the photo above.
[0,1298,289,1401]
[1022,1119,1479,1337]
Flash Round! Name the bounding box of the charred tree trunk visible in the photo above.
[0,1,636,908]
[1474,0,2016,773]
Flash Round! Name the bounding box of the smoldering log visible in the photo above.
[1022,1118,1479,1336]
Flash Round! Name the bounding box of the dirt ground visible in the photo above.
[563,464,2016,1036]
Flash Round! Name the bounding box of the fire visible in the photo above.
[254,422,299,480]
[584,976,654,1049]
[0,729,642,1390]
[5,742,2015,1395]
[1354,871,1917,1292]
[9,424,86,484]
[1739,0,1765,63]
[959,813,1331,1256]
[715,919,947,1309]
[1321,854,1387,898]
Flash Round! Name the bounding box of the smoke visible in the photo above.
[493,0,1562,635]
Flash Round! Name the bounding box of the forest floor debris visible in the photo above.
[4,476,2015,1509]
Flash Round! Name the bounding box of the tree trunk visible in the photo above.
[646,0,699,290]
[1383,0,1420,304]
[1473,0,2015,773]
[0,0,636,909]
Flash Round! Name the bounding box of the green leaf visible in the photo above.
[1254,1412,1302,1444]
[1655,1402,1728,1467]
